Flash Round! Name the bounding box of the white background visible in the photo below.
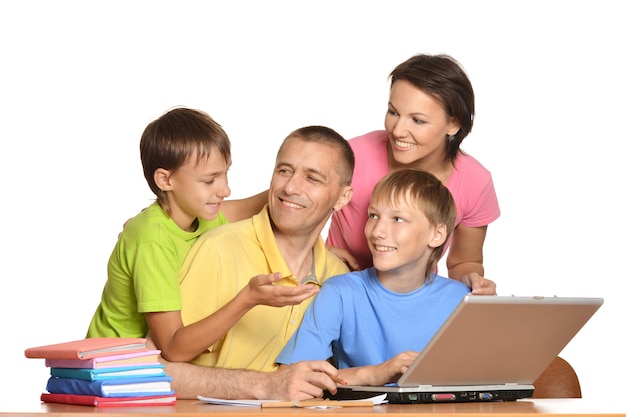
[1,0,624,403]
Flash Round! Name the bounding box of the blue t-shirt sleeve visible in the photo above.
[276,281,343,364]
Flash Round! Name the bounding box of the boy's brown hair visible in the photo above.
[140,107,231,214]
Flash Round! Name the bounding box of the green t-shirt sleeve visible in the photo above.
[131,240,183,313]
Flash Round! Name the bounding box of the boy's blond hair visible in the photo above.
[370,169,457,281]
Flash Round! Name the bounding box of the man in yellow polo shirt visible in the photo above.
[160,126,355,400]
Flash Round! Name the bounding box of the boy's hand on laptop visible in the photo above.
[242,273,320,308]
[339,350,419,386]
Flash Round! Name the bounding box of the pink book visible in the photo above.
[45,349,161,369]
[25,338,147,360]
[40,392,177,407]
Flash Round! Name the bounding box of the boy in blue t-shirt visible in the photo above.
[277,169,471,386]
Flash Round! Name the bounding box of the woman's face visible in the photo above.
[384,79,459,167]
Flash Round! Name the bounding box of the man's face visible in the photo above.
[268,136,350,238]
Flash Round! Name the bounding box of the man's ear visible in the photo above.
[154,168,173,192]
[429,224,448,249]
[333,186,354,212]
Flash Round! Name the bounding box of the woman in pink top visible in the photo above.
[326,54,500,295]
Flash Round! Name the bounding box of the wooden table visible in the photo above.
[1,398,625,416]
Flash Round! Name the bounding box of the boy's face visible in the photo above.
[365,194,443,280]
[268,137,352,239]
[163,146,231,230]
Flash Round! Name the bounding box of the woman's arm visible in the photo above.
[446,224,496,295]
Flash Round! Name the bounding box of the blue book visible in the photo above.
[50,364,166,381]
[45,375,174,398]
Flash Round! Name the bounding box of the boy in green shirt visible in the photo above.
[86,107,269,361]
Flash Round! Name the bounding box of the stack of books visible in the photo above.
[24,337,177,407]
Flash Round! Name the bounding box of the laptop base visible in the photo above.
[325,386,534,404]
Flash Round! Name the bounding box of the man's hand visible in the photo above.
[241,273,320,308]
[266,362,341,400]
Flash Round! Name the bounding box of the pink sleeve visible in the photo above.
[326,131,389,269]
[447,153,500,229]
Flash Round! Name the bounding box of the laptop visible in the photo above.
[325,295,603,404]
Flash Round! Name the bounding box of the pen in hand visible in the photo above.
[260,374,358,408]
